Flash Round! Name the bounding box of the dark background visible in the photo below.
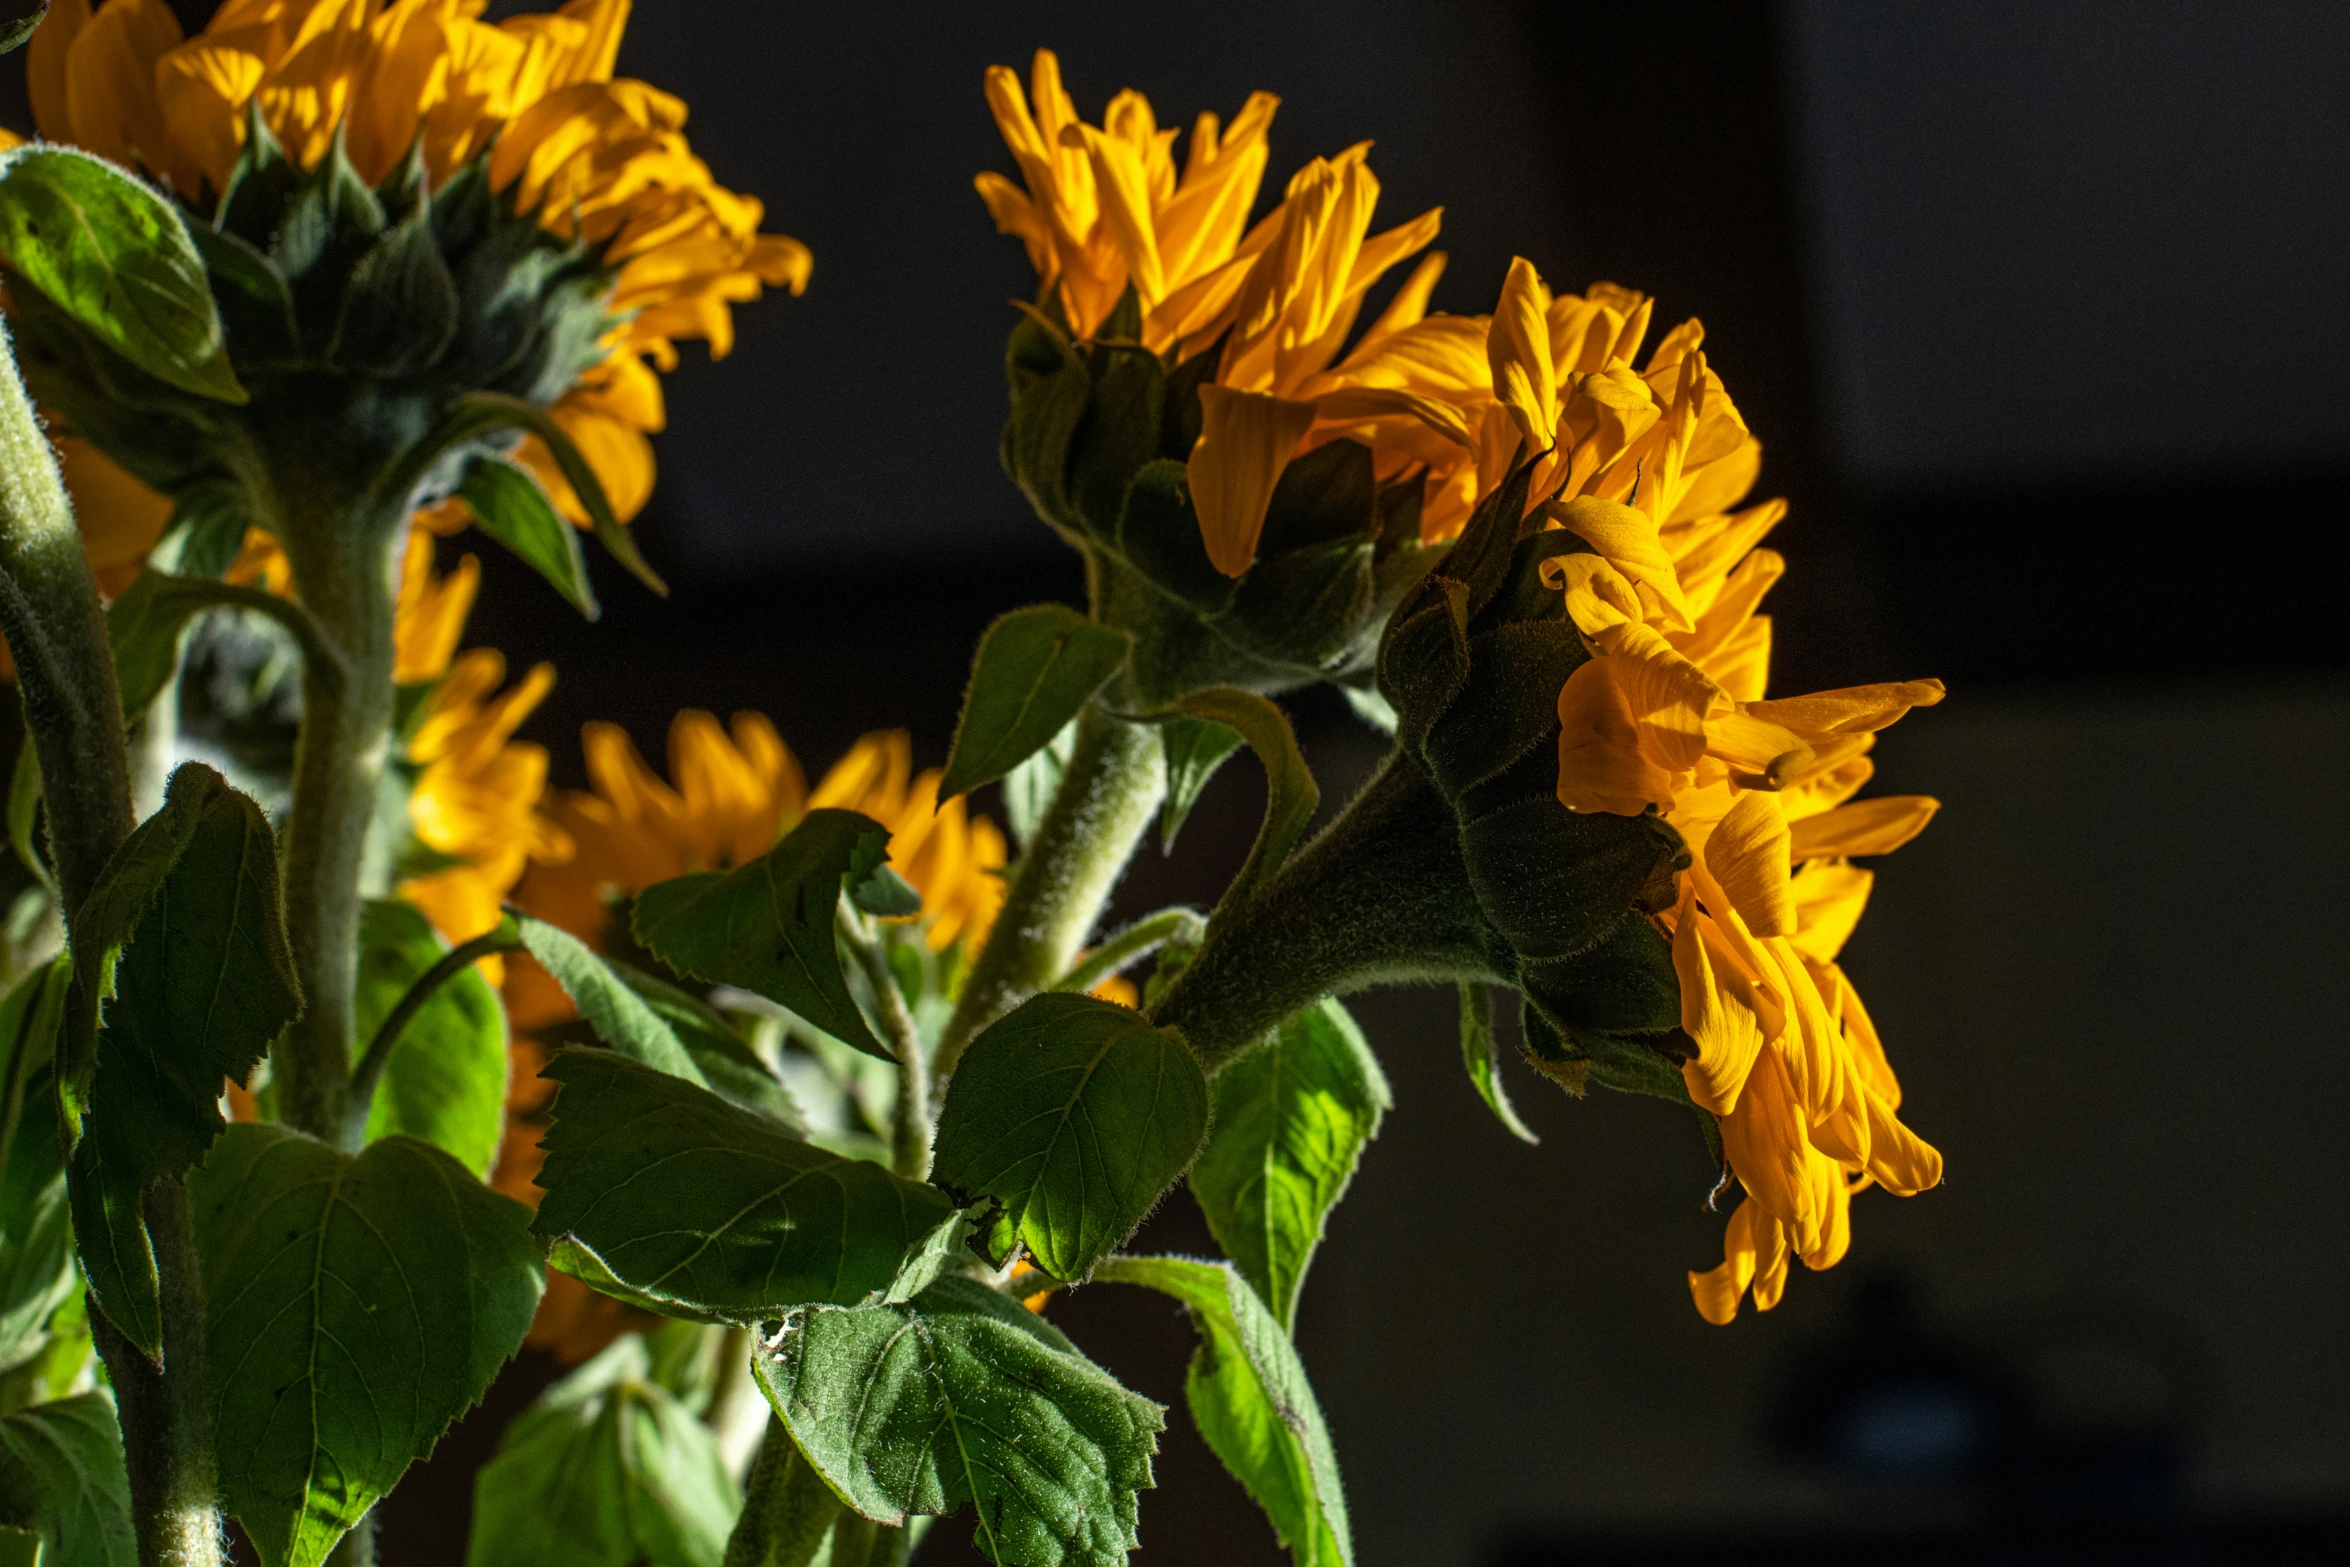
[17,1,2350,1562]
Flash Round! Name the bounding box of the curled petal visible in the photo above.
[1707,789,1795,938]
[1187,384,1318,576]
[1788,795,1940,860]
[1555,659,1673,816]
[1748,679,1947,740]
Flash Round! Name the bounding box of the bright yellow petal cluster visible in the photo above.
[980,51,1465,577]
[508,715,1008,1027]
[26,0,809,526]
[979,50,1278,347]
[1477,261,1947,1319]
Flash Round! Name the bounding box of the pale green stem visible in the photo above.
[840,910,930,1180]
[932,704,1166,1083]
[0,326,221,1567]
[272,495,406,1147]
[1049,905,1205,996]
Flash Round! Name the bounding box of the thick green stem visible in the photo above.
[0,328,220,1565]
[0,327,132,910]
[933,704,1165,1080]
[272,496,405,1146]
[1146,753,1510,1072]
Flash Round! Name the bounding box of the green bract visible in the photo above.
[4,115,620,594]
[997,291,1441,707]
[1375,466,1693,1095]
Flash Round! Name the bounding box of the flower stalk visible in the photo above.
[1145,753,1507,1071]
[0,329,221,1564]
[269,473,410,1147]
[932,703,1166,1081]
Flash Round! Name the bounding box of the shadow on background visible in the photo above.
[8,0,2347,1563]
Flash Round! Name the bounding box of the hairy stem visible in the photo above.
[840,912,931,1180]
[272,495,406,1144]
[933,704,1165,1081]
[1147,752,1509,1071]
[1050,905,1205,996]
[0,329,219,1565]
[344,925,522,1150]
[0,326,132,909]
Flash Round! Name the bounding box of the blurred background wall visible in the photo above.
[14,1,2350,1562]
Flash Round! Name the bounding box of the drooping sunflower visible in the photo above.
[1468,258,1945,1321]
[16,0,807,530]
[981,50,1486,578]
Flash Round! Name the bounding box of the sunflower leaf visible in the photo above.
[1158,714,1243,852]
[64,766,299,1356]
[1456,982,1537,1144]
[751,1274,1162,1564]
[456,454,597,619]
[1174,688,1318,910]
[0,1392,135,1567]
[532,1049,956,1321]
[352,900,507,1178]
[191,1125,544,1567]
[939,605,1131,803]
[0,146,244,403]
[466,1335,738,1567]
[629,809,895,1062]
[1189,998,1390,1329]
[931,992,1208,1283]
[513,913,710,1086]
[1093,1255,1351,1567]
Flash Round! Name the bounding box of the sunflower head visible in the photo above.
[983,53,1455,707]
[9,0,805,564]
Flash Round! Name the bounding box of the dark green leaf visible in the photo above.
[191,1124,544,1567]
[629,809,894,1062]
[328,207,458,375]
[1460,797,1681,964]
[931,992,1209,1282]
[513,913,709,1086]
[940,606,1131,803]
[457,455,596,619]
[1174,689,1318,909]
[1456,983,1537,1144]
[0,1392,135,1567]
[1093,1256,1349,1567]
[0,146,243,402]
[65,766,299,1356]
[1189,999,1390,1329]
[1159,715,1243,853]
[752,1275,1162,1564]
[467,1335,737,1567]
[352,900,507,1178]
[532,1049,956,1321]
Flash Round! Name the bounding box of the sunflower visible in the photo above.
[1473,259,1945,1321]
[981,50,1479,577]
[17,0,807,530]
